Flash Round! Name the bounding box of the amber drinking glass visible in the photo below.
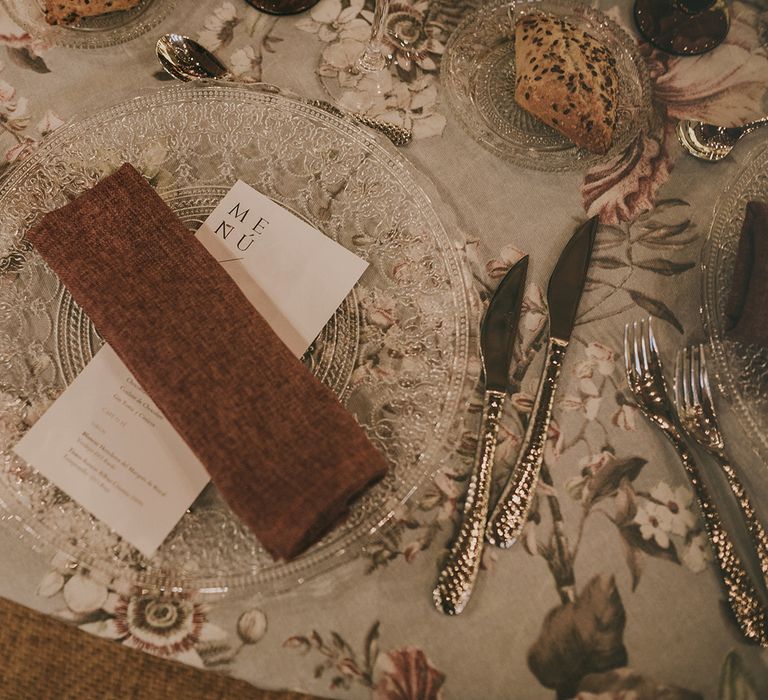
[634,0,730,55]
[245,0,320,15]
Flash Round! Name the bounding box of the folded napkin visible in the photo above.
[28,163,388,561]
[724,200,768,346]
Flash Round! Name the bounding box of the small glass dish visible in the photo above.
[441,0,653,171]
[1,0,175,50]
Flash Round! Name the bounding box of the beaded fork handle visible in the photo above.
[663,429,768,646]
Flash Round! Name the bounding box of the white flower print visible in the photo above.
[80,593,228,667]
[561,393,601,421]
[36,110,64,137]
[575,342,616,378]
[4,136,35,163]
[650,482,696,537]
[63,573,108,614]
[682,532,710,573]
[634,502,672,549]
[197,1,239,52]
[296,0,370,43]
[229,45,260,79]
[237,608,268,644]
[612,403,638,432]
[0,81,30,132]
[486,244,526,279]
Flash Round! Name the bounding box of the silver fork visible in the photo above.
[675,345,768,589]
[624,318,768,646]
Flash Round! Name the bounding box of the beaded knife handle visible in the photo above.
[485,338,567,548]
[433,389,505,615]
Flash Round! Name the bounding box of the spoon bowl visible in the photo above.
[677,117,768,162]
[156,34,232,82]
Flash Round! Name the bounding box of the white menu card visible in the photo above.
[14,180,367,557]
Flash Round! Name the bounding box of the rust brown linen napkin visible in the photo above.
[724,200,768,346]
[0,595,319,700]
[27,163,388,561]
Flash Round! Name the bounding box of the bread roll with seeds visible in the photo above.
[513,12,618,155]
[43,0,141,25]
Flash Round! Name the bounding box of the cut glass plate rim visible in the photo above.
[441,0,653,171]
[0,83,473,597]
[1,0,175,49]
[701,139,768,461]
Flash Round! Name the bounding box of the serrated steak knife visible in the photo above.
[433,255,528,615]
[485,216,598,548]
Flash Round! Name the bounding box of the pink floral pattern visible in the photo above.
[36,554,267,668]
[374,648,445,700]
[582,2,768,224]
[0,1,763,698]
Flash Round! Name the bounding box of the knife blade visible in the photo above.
[433,255,528,615]
[485,216,598,548]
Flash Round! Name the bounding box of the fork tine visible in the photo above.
[647,317,660,361]
[623,322,632,380]
[698,345,715,408]
[629,321,641,378]
[684,349,694,411]
[644,317,656,375]
[638,319,648,375]
[637,321,645,375]
[690,345,702,408]
[674,348,684,410]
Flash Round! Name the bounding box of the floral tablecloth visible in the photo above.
[1,0,768,698]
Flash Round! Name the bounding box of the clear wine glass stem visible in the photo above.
[356,0,392,74]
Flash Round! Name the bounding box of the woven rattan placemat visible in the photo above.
[0,595,319,700]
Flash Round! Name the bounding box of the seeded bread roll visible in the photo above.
[43,0,141,25]
[514,12,618,155]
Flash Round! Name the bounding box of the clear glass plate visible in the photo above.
[1,0,174,49]
[441,0,652,171]
[702,142,768,461]
[0,83,471,596]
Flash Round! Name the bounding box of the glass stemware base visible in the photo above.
[634,0,730,56]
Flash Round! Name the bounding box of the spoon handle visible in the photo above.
[743,116,768,134]
[348,112,412,146]
[306,99,411,146]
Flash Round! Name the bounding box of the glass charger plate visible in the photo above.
[1,0,174,49]
[702,143,768,460]
[441,0,652,171]
[0,83,470,596]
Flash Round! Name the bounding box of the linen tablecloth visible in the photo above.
[0,0,767,697]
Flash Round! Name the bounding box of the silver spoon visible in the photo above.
[155,34,412,147]
[676,116,768,162]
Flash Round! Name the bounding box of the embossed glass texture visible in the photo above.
[0,84,471,596]
[703,142,768,462]
[441,0,653,172]
[1,0,175,49]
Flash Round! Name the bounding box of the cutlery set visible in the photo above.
[624,319,768,647]
[434,216,598,615]
[434,219,768,646]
